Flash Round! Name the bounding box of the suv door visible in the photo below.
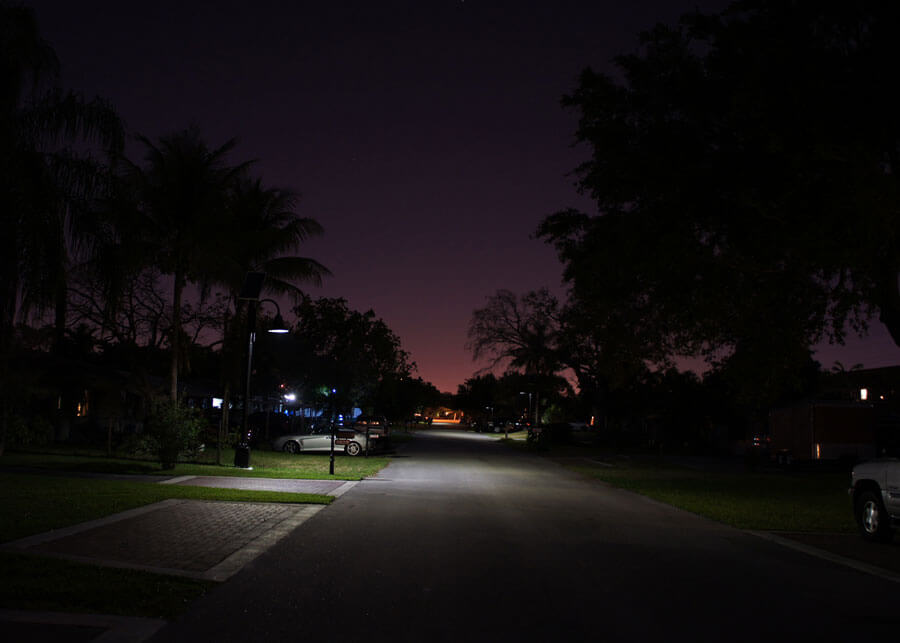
[885,460,900,514]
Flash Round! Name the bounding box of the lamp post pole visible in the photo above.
[329,389,336,475]
[520,391,533,430]
[240,298,257,443]
[329,422,335,475]
[234,272,290,469]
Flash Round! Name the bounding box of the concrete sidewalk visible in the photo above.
[157,474,358,497]
[1,475,357,642]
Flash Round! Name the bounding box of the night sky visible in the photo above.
[26,0,900,392]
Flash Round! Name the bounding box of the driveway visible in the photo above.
[151,429,900,642]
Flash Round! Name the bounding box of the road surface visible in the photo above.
[151,429,898,642]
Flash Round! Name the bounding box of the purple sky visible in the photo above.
[28,0,900,392]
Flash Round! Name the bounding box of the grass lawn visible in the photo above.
[0,552,214,619]
[1,447,391,480]
[563,458,856,533]
[0,439,404,619]
[0,470,334,619]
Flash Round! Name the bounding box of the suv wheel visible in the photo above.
[855,490,894,543]
[346,441,361,456]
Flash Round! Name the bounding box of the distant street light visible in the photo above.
[235,272,290,469]
[519,390,532,420]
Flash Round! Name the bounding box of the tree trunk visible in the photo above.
[53,275,71,441]
[218,381,230,466]
[0,259,19,453]
[170,273,184,403]
[876,258,900,348]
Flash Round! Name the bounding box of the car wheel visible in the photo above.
[856,490,894,543]
[346,441,361,456]
[282,441,300,454]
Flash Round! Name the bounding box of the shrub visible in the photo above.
[5,414,53,448]
[144,400,204,469]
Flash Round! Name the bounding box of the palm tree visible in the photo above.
[220,176,329,299]
[0,3,122,447]
[212,176,330,462]
[120,126,247,402]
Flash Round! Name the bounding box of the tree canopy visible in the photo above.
[286,296,413,417]
[0,2,123,446]
[467,288,562,378]
[538,0,900,407]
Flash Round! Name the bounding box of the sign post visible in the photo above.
[329,422,335,475]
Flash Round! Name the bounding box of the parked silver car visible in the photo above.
[272,424,373,456]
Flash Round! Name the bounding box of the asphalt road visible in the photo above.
[151,429,899,642]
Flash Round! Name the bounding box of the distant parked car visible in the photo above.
[849,458,900,542]
[353,415,389,431]
[352,415,391,446]
[272,423,376,456]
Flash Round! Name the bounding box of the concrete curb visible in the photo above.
[157,475,196,485]
[0,608,166,643]
[747,530,900,585]
[330,481,359,497]
[201,504,324,581]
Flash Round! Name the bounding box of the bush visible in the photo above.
[144,400,204,469]
[5,414,53,448]
[115,432,156,459]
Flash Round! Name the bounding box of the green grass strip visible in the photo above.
[0,551,214,619]
[2,449,391,480]
[564,461,856,533]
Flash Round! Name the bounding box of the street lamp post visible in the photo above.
[235,272,289,469]
[328,388,338,475]
[519,390,533,428]
[329,420,336,475]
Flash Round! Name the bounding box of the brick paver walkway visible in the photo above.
[31,500,295,571]
[5,499,325,581]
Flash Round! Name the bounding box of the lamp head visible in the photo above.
[268,312,290,334]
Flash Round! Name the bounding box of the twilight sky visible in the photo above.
[27,0,900,392]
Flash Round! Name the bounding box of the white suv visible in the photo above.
[849,458,900,542]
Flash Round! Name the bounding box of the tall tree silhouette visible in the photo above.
[0,3,122,446]
[467,289,562,379]
[120,126,246,402]
[221,176,329,299]
[539,1,900,406]
[211,176,329,462]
